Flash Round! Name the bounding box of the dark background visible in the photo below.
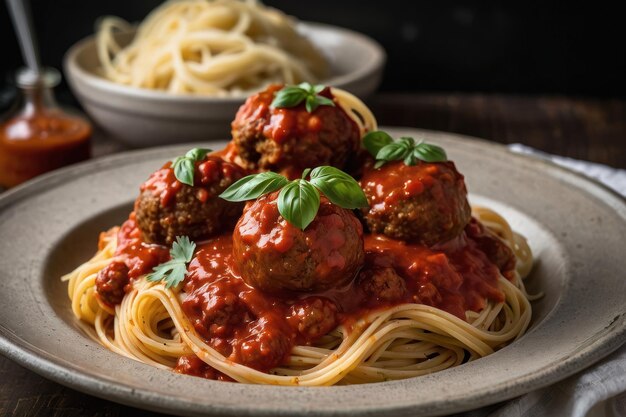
[0,3,625,413]
[1,0,625,111]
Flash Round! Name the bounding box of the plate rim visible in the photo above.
[0,128,624,417]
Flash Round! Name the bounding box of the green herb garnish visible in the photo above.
[270,83,335,113]
[219,166,368,230]
[172,148,212,186]
[146,236,195,288]
[217,171,290,201]
[363,131,447,168]
[277,179,321,231]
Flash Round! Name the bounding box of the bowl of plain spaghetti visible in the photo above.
[64,0,385,147]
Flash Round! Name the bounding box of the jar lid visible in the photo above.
[16,67,61,88]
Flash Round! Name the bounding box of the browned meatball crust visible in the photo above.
[232,192,365,292]
[231,84,360,178]
[288,297,339,340]
[360,160,471,246]
[135,156,245,245]
[358,266,407,303]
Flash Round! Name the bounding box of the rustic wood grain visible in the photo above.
[1,94,624,417]
[369,94,625,169]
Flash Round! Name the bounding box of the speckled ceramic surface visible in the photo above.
[0,129,624,417]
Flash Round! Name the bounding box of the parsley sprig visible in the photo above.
[172,148,212,186]
[270,83,335,113]
[363,131,447,168]
[219,166,368,230]
[146,236,196,288]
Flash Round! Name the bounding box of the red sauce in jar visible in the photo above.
[0,112,91,188]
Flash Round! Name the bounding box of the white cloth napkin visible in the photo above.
[507,144,626,196]
[456,145,626,417]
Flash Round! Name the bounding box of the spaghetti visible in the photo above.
[63,207,534,385]
[96,0,328,96]
[333,88,378,135]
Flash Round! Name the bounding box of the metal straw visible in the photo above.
[6,0,42,74]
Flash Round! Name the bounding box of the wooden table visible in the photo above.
[1,93,624,416]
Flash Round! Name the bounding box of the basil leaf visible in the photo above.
[413,143,447,162]
[277,180,320,230]
[313,84,325,94]
[309,166,369,209]
[171,155,183,167]
[376,142,410,162]
[185,147,211,162]
[298,82,313,92]
[271,84,334,113]
[305,94,335,112]
[219,172,289,202]
[174,157,195,186]
[271,86,307,108]
[365,130,448,168]
[313,96,335,108]
[305,94,316,113]
[399,137,416,147]
[171,148,213,186]
[404,152,417,166]
[363,131,394,157]
[374,159,387,169]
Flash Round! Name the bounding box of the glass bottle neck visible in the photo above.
[18,84,60,118]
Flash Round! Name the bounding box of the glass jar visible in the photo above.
[0,67,91,188]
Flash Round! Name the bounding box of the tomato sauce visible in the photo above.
[181,236,295,373]
[361,161,464,217]
[364,234,505,318]
[114,215,170,279]
[103,214,513,377]
[233,84,335,145]
[140,156,244,207]
[171,220,510,377]
[231,84,360,179]
[233,194,363,293]
[0,112,91,188]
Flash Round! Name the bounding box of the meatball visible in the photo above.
[231,84,360,178]
[135,156,245,245]
[358,267,407,303]
[233,192,365,292]
[465,218,516,275]
[235,324,292,371]
[195,281,252,339]
[361,160,471,246]
[288,297,339,340]
[96,261,129,306]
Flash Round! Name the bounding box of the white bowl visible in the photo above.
[63,22,386,147]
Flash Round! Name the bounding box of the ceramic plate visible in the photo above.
[0,128,624,417]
